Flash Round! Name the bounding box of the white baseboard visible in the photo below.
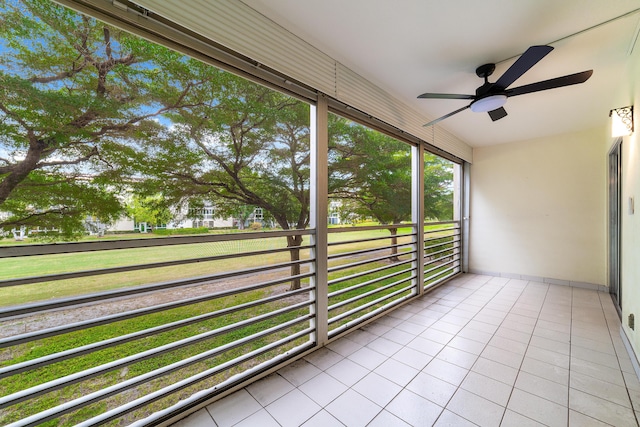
[467,269,607,292]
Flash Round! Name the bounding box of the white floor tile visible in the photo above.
[298,372,348,407]
[277,359,322,387]
[374,357,419,386]
[324,389,381,427]
[435,346,478,369]
[207,389,261,427]
[568,410,611,427]
[433,409,477,426]
[461,371,513,406]
[325,358,369,386]
[515,371,568,407]
[570,371,632,408]
[471,357,519,386]
[391,346,432,370]
[304,347,344,370]
[386,389,444,426]
[423,357,469,386]
[448,335,486,355]
[233,409,280,427]
[419,328,454,345]
[507,388,568,427]
[481,345,524,369]
[300,410,344,427]
[520,356,569,386]
[382,328,417,346]
[569,387,638,426]
[366,410,411,427]
[405,371,457,407]
[172,410,217,427]
[352,372,402,406]
[246,373,294,406]
[501,409,546,426]
[265,389,321,427]
[446,388,505,427]
[366,336,403,357]
[327,338,362,357]
[347,345,387,371]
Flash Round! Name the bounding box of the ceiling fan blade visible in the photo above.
[417,93,474,100]
[506,70,593,97]
[494,45,554,89]
[423,105,470,127]
[488,107,507,121]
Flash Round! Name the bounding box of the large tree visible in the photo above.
[0,0,214,238]
[329,115,454,260]
[139,74,311,289]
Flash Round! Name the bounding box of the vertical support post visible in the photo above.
[452,163,462,273]
[310,95,329,346]
[412,144,425,296]
[462,161,471,273]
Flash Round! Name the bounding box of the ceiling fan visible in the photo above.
[418,45,593,127]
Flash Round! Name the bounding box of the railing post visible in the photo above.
[310,94,329,346]
[412,144,425,296]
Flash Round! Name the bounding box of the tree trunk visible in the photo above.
[389,226,400,263]
[0,139,46,205]
[287,234,303,291]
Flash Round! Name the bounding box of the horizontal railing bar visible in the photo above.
[0,229,313,258]
[424,237,460,252]
[425,270,459,290]
[424,234,460,245]
[327,258,414,287]
[328,251,417,274]
[424,258,458,275]
[327,223,416,233]
[0,305,314,409]
[0,272,314,348]
[328,293,414,337]
[328,266,414,298]
[328,241,414,260]
[0,287,312,379]
[0,244,314,288]
[423,227,458,236]
[7,318,314,427]
[327,232,415,247]
[328,275,417,312]
[73,330,315,427]
[422,221,460,227]
[328,285,414,325]
[424,253,460,268]
[423,245,460,259]
[424,264,458,283]
[0,258,313,320]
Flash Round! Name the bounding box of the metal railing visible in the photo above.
[423,221,462,288]
[0,222,461,426]
[0,230,315,427]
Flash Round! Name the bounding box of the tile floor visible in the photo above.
[172,274,640,427]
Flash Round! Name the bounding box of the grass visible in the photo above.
[0,224,459,425]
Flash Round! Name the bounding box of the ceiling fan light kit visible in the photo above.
[470,94,507,113]
[419,45,593,126]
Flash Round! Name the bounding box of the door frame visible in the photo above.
[608,138,622,317]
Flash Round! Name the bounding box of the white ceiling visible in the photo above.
[241,0,640,147]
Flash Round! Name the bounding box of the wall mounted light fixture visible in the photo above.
[610,106,634,137]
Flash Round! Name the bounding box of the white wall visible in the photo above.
[620,52,640,366]
[469,127,608,286]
